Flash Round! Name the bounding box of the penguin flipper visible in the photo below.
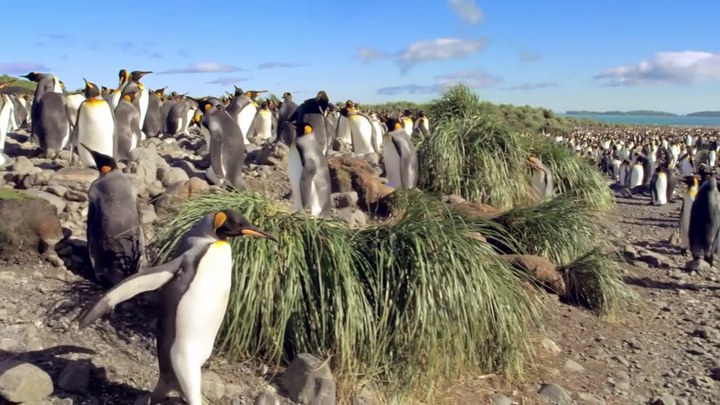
[77,256,183,328]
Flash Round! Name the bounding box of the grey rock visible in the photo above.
[64,189,88,202]
[361,153,379,165]
[57,361,91,393]
[21,170,54,188]
[537,383,571,404]
[614,381,630,391]
[254,391,280,405]
[159,167,190,188]
[652,393,676,405]
[685,259,712,272]
[564,359,585,372]
[0,361,54,403]
[635,248,671,269]
[335,207,367,229]
[689,375,715,388]
[623,244,638,259]
[279,353,336,405]
[173,160,200,176]
[139,204,157,225]
[332,191,359,209]
[692,327,719,340]
[11,156,35,174]
[49,168,99,191]
[44,185,69,198]
[201,371,225,402]
[541,338,562,354]
[577,392,605,405]
[22,189,67,215]
[492,393,512,405]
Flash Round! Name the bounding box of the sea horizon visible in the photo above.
[560,113,720,128]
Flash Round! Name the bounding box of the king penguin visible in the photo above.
[114,90,142,162]
[294,91,331,155]
[110,69,131,110]
[0,92,14,166]
[341,102,376,155]
[82,144,144,287]
[680,176,699,255]
[650,166,668,206]
[143,87,166,138]
[121,71,152,139]
[288,123,333,218]
[250,101,276,143]
[72,79,116,168]
[413,111,430,139]
[166,99,194,137]
[65,92,86,131]
[382,118,419,190]
[400,110,414,137]
[78,210,276,405]
[276,92,297,141]
[528,155,555,201]
[629,157,645,190]
[193,98,246,189]
[23,72,70,158]
[226,87,261,144]
[689,173,720,266]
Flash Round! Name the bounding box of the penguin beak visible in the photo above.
[240,226,277,242]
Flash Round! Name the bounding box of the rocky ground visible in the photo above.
[0,128,719,404]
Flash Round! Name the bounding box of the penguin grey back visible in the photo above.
[689,175,720,264]
[388,128,419,189]
[199,102,246,189]
[143,90,164,138]
[34,92,69,157]
[166,100,190,135]
[114,97,141,161]
[296,126,333,217]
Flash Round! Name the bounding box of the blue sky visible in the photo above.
[1,0,719,114]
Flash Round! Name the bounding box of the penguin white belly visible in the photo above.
[336,116,352,144]
[421,119,429,133]
[402,118,413,136]
[709,150,717,167]
[309,181,322,217]
[371,121,383,153]
[139,89,149,132]
[680,195,694,249]
[171,241,232,405]
[611,160,621,180]
[0,98,12,145]
[177,118,183,135]
[184,110,194,134]
[65,94,84,128]
[653,174,667,205]
[531,170,546,199]
[257,111,272,141]
[287,144,304,211]
[110,92,121,110]
[382,138,402,189]
[629,165,643,189]
[77,101,115,167]
[348,115,374,154]
[237,105,257,144]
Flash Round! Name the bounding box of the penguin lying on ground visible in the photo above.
[83,144,144,287]
[78,210,275,405]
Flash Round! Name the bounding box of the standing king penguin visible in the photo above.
[83,144,144,287]
[143,87,166,138]
[114,90,142,162]
[23,72,70,158]
[122,71,153,139]
[294,91,331,155]
[72,79,116,168]
[679,176,699,255]
[382,118,418,190]
[78,210,276,405]
[288,123,333,218]
[688,173,720,266]
[650,166,668,206]
[528,155,555,201]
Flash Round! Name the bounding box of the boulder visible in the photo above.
[328,156,393,211]
[335,207,367,229]
[0,361,54,403]
[279,353,336,405]
[22,189,67,215]
[159,167,190,188]
[501,254,566,295]
[0,189,63,258]
[48,167,99,191]
[57,361,91,393]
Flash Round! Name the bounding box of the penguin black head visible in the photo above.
[20,72,43,82]
[155,87,167,98]
[131,71,152,82]
[282,92,292,100]
[118,69,130,83]
[212,210,276,242]
[403,109,412,117]
[83,79,101,98]
[316,91,329,108]
[386,117,403,131]
[233,86,244,97]
[80,144,117,175]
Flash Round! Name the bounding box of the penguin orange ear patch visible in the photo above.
[214,211,227,231]
[122,94,131,102]
[100,165,112,174]
[303,125,313,135]
[393,123,402,130]
[203,103,212,111]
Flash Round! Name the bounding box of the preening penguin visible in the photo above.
[528,155,555,201]
[72,79,116,168]
[413,111,430,139]
[110,69,131,110]
[78,210,275,405]
[288,123,333,218]
[679,176,699,255]
[83,144,144,287]
[382,118,419,190]
[193,98,246,189]
[114,90,142,162]
[688,173,720,266]
[166,99,194,137]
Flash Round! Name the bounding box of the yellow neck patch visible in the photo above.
[214,211,227,231]
[122,94,132,102]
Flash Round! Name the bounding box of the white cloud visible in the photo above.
[398,38,487,71]
[436,69,502,89]
[159,62,243,74]
[447,0,484,25]
[501,82,557,91]
[207,77,249,86]
[596,51,720,86]
[354,47,393,63]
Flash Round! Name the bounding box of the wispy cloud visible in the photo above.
[447,0,484,25]
[377,69,501,96]
[42,33,67,40]
[0,63,51,75]
[150,52,163,59]
[519,51,542,62]
[501,82,558,91]
[257,62,303,69]
[398,38,487,72]
[159,63,243,74]
[207,77,249,86]
[596,51,720,86]
[354,47,394,63]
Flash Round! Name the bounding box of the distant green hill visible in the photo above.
[684,111,720,118]
[0,74,36,94]
[565,110,678,117]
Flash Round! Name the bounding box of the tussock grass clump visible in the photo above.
[560,249,637,318]
[150,190,543,400]
[418,116,532,209]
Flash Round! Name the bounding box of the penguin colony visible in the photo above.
[555,127,720,267]
[0,69,602,404]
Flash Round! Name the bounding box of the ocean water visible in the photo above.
[560,114,720,127]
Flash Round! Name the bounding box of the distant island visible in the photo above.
[565,110,720,118]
